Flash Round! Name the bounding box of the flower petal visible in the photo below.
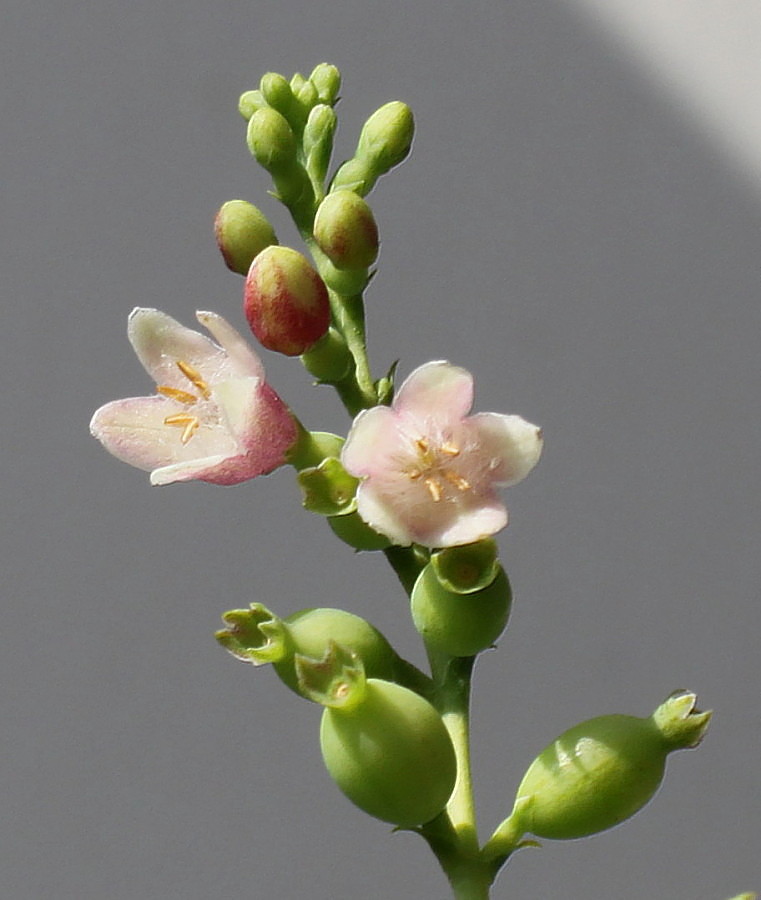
[393,361,474,424]
[128,308,243,388]
[468,413,543,486]
[196,311,265,379]
[90,395,187,471]
[213,376,297,474]
[341,405,401,477]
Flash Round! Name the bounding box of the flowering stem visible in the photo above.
[419,652,496,899]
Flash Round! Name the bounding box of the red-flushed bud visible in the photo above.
[244,246,331,356]
[313,190,379,271]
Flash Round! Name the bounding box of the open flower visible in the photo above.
[90,308,297,486]
[341,361,543,547]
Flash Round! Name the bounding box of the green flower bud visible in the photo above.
[301,327,353,384]
[303,105,337,189]
[328,509,392,551]
[313,190,379,271]
[238,89,265,121]
[309,63,341,106]
[300,647,456,826]
[294,79,318,111]
[411,562,511,657]
[259,72,307,130]
[502,692,712,843]
[289,72,307,94]
[246,107,297,174]
[329,156,376,197]
[244,245,330,356]
[214,200,278,276]
[356,101,414,173]
[297,456,358,516]
[431,539,499,594]
[216,604,403,696]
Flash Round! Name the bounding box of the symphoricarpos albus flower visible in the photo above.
[90,308,297,486]
[341,361,543,547]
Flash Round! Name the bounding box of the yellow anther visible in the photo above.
[176,360,211,399]
[415,438,430,453]
[444,470,470,491]
[441,442,460,457]
[164,413,200,444]
[156,385,198,405]
[424,477,443,502]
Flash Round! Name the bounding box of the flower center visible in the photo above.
[406,436,471,501]
[156,360,212,444]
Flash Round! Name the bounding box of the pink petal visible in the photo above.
[213,377,297,473]
[468,413,543,486]
[393,361,474,425]
[341,405,401,477]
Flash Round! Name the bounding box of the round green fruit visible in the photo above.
[320,679,456,827]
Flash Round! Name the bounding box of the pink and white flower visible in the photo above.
[341,361,543,547]
[90,308,298,486]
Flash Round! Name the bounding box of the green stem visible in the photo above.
[420,652,496,899]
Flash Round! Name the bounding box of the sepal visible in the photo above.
[430,539,499,594]
[296,641,367,711]
[651,690,712,750]
[328,509,392,551]
[215,602,289,665]
[297,457,358,515]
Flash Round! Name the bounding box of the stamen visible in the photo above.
[440,442,460,457]
[415,438,429,453]
[444,470,470,491]
[176,360,211,399]
[164,413,200,444]
[424,477,442,502]
[156,385,198,405]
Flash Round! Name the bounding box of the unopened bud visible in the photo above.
[357,101,414,173]
[314,190,379,270]
[246,107,297,174]
[238,89,265,121]
[330,156,376,197]
[214,200,278,276]
[303,105,337,187]
[244,245,330,355]
[309,63,341,105]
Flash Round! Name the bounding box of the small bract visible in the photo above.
[90,308,297,485]
[341,361,543,547]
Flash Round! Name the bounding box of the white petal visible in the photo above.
[468,413,543,486]
[128,308,241,387]
[394,361,474,425]
[196,311,265,379]
[341,405,400,477]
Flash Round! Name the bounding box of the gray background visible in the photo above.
[2,1,759,897]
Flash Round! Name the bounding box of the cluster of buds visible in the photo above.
[88,62,724,899]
